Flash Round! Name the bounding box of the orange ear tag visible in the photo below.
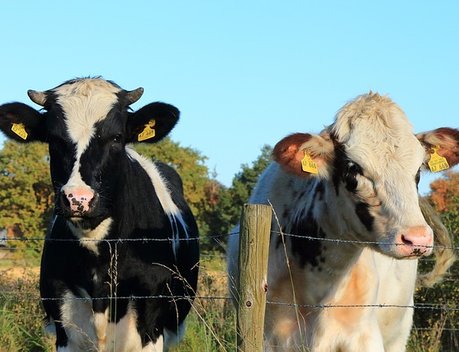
[11,123,28,140]
[428,146,449,172]
[137,120,156,142]
[301,151,318,174]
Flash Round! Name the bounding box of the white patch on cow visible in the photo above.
[54,79,121,194]
[60,296,162,351]
[54,79,121,147]
[67,217,113,254]
[93,310,108,350]
[60,289,97,351]
[126,147,188,258]
[143,336,164,352]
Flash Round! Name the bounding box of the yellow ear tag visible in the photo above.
[11,123,28,140]
[137,120,156,142]
[428,146,449,172]
[301,151,319,174]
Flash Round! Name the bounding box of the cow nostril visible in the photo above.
[401,235,413,246]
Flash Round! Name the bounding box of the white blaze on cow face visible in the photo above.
[52,79,122,219]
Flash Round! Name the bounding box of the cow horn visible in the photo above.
[27,90,47,106]
[126,87,144,104]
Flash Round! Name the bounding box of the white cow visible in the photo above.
[228,92,458,351]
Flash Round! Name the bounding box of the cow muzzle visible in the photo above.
[60,187,98,217]
[395,225,434,258]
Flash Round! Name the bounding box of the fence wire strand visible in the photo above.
[2,229,458,251]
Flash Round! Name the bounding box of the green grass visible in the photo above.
[1,254,456,351]
[0,256,236,352]
[0,271,53,352]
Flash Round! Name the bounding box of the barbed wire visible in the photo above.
[272,230,459,251]
[0,290,458,313]
[265,300,459,311]
[413,327,459,332]
[2,230,459,252]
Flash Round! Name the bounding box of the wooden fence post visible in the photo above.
[237,203,272,352]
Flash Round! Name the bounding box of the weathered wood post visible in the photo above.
[237,204,272,352]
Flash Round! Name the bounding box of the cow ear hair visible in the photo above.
[0,102,46,143]
[272,131,334,178]
[416,127,459,171]
[127,102,180,143]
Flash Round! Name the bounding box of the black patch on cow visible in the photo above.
[331,141,364,195]
[288,208,326,268]
[355,202,374,231]
[415,169,421,190]
[282,208,290,220]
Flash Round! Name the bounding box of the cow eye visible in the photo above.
[112,134,122,143]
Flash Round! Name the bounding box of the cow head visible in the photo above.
[0,77,180,229]
[273,93,458,259]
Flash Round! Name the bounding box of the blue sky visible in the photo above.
[1,1,457,194]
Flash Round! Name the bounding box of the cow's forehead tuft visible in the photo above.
[331,93,413,143]
[52,78,122,98]
[329,93,424,175]
[51,78,122,145]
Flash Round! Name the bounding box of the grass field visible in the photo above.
[0,254,236,352]
[0,254,455,352]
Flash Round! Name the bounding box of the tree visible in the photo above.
[0,141,52,260]
[208,145,273,250]
[412,171,459,351]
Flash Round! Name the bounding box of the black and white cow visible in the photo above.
[228,92,458,351]
[0,77,199,351]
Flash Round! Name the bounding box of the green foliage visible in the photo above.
[410,171,459,352]
[170,258,236,352]
[209,145,272,244]
[0,271,54,351]
[0,141,52,261]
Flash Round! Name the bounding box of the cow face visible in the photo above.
[0,78,180,229]
[273,93,458,259]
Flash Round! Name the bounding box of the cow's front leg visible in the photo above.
[91,282,108,351]
[93,307,109,351]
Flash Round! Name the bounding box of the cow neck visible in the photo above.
[281,176,364,303]
[67,217,113,254]
[112,151,167,237]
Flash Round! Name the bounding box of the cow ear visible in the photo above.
[417,128,459,172]
[273,132,335,178]
[0,102,46,143]
[127,102,180,143]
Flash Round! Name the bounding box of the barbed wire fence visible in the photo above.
[0,208,458,350]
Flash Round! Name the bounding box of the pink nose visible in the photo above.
[396,226,433,257]
[63,187,95,215]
